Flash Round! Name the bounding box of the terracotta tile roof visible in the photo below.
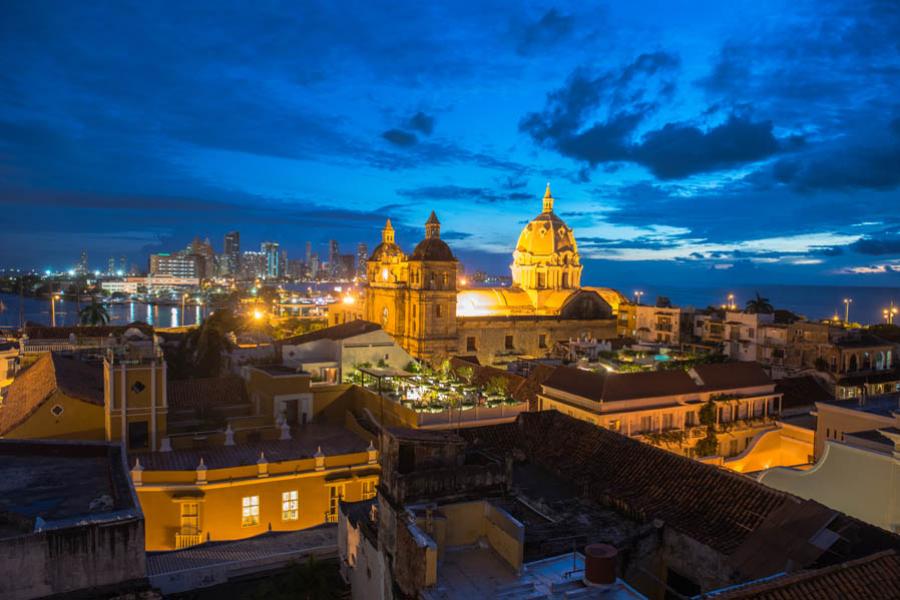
[277,320,381,346]
[542,366,696,402]
[462,412,900,564]
[463,412,790,554]
[131,424,368,470]
[776,376,834,411]
[713,550,900,599]
[167,376,249,413]
[692,361,772,390]
[0,353,103,435]
[515,363,558,410]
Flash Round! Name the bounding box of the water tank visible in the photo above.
[584,543,617,586]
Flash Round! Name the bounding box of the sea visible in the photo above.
[1,283,898,329]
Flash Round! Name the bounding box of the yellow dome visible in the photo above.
[511,184,582,290]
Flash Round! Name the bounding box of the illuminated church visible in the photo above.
[365,184,624,364]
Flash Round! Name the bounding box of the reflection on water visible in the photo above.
[0,294,206,329]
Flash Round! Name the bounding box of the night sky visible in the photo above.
[2,2,899,287]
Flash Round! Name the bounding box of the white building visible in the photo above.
[278,320,414,383]
[102,275,200,294]
[722,311,774,362]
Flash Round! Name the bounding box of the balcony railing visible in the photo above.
[175,532,202,549]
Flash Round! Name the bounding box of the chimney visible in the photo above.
[195,458,207,485]
[224,423,235,446]
[131,458,144,487]
[314,446,325,471]
[583,544,617,587]
[257,451,269,478]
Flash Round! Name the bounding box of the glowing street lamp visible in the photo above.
[50,293,61,327]
[253,309,264,321]
[727,293,736,311]
[634,290,644,305]
[843,297,852,323]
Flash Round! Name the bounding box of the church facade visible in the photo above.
[365,185,624,364]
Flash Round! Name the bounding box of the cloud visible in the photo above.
[396,184,531,204]
[849,237,900,255]
[520,54,781,179]
[381,128,419,147]
[406,112,435,135]
[514,9,576,55]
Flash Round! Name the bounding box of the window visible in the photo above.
[282,490,298,521]
[608,420,621,432]
[729,439,739,456]
[361,480,376,500]
[327,485,345,523]
[50,404,64,417]
[242,495,260,527]
[128,421,149,450]
[131,381,145,394]
[662,413,674,430]
[180,503,199,534]
[640,415,652,432]
[466,337,477,352]
[435,304,442,318]
[505,335,514,350]
[685,412,696,427]
[537,272,546,288]
[442,273,448,288]
[539,334,547,349]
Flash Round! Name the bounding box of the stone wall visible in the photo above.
[0,518,146,600]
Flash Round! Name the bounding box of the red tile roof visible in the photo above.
[0,353,103,435]
[692,361,772,390]
[714,550,900,599]
[277,320,382,346]
[776,375,834,411]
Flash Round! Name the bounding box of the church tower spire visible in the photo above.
[425,211,441,239]
[542,182,554,213]
[382,218,395,244]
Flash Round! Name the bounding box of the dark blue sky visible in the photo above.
[2,1,899,287]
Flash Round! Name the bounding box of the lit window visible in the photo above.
[242,495,260,527]
[180,502,199,535]
[282,490,299,521]
[361,480,376,500]
[327,485,345,523]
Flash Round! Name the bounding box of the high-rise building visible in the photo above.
[328,240,340,278]
[240,251,267,279]
[149,253,200,278]
[224,231,240,276]
[261,242,280,279]
[279,249,288,279]
[107,257,116,276]
[309,253,320,280]
[356,243,368,280]
[78,249,89,275]
[119,256,127,274]
[305,241,312,265]
[339,254,355,280]
[187,237,215,279]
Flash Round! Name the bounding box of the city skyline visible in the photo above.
[1,2,899,287]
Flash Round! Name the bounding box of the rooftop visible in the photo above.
[131,423,369,470]
[819,395,899,418]
[461,412,899,566]
[0,352,104,435]
[0,439,139,538]
[776,375,834,411]
[708,549,900,599]
[277,320,381,346]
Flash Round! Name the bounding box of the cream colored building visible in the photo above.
[538,362,793,464]
[364,185,624,365]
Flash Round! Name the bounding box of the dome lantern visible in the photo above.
[542,182,554,213]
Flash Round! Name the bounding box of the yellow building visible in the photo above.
[365,185,625,365]
[0,352,105,440]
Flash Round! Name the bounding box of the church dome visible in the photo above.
[511,184,582,290]
[369,218,404,261]
[411,211,456,262]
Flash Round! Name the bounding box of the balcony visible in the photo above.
[175,532,202,549]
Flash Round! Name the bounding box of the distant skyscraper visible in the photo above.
[119,255,127,274]
[305,241,312,265]
[329,240,340,278]
[224,231,240,276]
[356,243,368,280]
[107,257,116,276]
[240,250,267,279]
[261,242,280,279]
[309,253,320,280]
[78,249,89,275]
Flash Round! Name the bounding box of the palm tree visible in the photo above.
[79,299,110,326]
[745,292,774,314]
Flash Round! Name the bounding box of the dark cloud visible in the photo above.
[850,237,900,255]
[520,54,781,179]
[381,128,418,147]
[397,184,530,204]
[406,112,435,135]
[441,231,472,240]
[514,9,576,55]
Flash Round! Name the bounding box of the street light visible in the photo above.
[843,297,852,323]
[50,293,61,327]
[634,290,644,305]
[727,293,735,311]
